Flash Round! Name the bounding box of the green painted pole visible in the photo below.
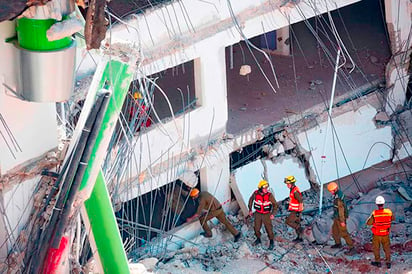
[79,60,133,273]
[84,172,129,273]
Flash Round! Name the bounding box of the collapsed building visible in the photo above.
[0,0,411,273]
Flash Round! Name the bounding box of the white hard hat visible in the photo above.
[375,196,385,205]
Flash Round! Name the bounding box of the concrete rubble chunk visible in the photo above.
[310,80,323,85]
[369,56,379,63]
[374,111,390,122]
[129,263,151,274]
[404,239,412,252]
[398,186,412,201]
[237,242,252,257]
[138,258,158,272]
[178,171,198,188]
[239,65,251,76]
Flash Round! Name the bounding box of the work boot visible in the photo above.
[386,263,391,269]
[371,261,381,267]
[200,232,212,238]
[330,243,342,249]
[344,247,356,256]
[234,233,241,242]
[253,238,261,246]
[268,240,274,250]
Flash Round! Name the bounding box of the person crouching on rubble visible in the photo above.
[366,195,395,269]
[248,180,278,250]
[327,182,356,255]
[284,176,304,242]
[186,188,241,242]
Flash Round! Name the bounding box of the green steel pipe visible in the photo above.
[80,60,133,273]
[84,172,129,273]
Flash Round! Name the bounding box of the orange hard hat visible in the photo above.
[327,182,338,192]
[189,188,199,197]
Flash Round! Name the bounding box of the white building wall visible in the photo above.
[0,21,58,174]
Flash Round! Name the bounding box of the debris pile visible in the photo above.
[143,180,412,273]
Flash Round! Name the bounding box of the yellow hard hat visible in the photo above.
[327,182,338,192]
[133,92,142,100]
[258,180,269,189]
[284,175,296,184]
[189,188,199,197]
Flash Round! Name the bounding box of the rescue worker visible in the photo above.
[187,189,241,242]
[366,195,395,269]
[327,182,356,255]
[130,92,152,132]
[248,180,278,250]
[284,176,304,242]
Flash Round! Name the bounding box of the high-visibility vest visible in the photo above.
[253,191,272,214]
[289,186,303,212]
[371,208,393,236]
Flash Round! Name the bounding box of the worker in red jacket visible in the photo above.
[366,196,395,269]
[284,175,304,242]
[248,180,278,250]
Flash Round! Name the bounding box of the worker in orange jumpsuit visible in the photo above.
[187,188,241,242]
[248,180,278,250]
[327,182,356,255]
[284,176,304,242]
[366,195,395,269]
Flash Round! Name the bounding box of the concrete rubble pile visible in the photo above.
[136,180,412,273]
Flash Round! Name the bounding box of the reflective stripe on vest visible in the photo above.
[253,191,272,214]
[371,208,393,236]
[288,186,303,212]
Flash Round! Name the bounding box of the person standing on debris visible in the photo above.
[366,195,395,269]
[284,176,304,242]
[248,180,278,250]
[327,182,356,255]
[187,188,241,242]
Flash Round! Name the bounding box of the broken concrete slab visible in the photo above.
[137,258,158,272]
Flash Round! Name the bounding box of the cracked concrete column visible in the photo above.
[384,0,412,115]
[200,155,231,210]
[273,26,290,56]
[194,45,228,134]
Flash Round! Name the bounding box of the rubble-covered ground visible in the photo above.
[134,180,412,274]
